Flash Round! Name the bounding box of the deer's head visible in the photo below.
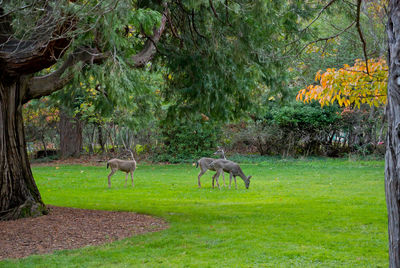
[244,176,252,189]
[213,147,225,159]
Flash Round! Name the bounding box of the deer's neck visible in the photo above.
[220,151,226,160]
[237,168,247,181]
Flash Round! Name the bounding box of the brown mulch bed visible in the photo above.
[0,205,168,260]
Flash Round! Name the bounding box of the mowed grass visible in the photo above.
[1,158,387,267]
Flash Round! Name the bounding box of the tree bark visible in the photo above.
[40,135,48,157]
[88,124,95,155]
[98,123,105,153]
[59,110,83,158]
[0,78,47,220]
[386,2,400,266]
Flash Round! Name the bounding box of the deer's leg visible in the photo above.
[108,169,116,188]
[234,175,237,189]
[215,169,221,189]
[229,172,233,189]
[130,171,134,187]
[198,168,206,188]
[222,171,226,187]
[212,172,217,188]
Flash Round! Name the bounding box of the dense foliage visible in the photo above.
[16,0,388,161]
[161,1,312,121]
[152,119,222,163]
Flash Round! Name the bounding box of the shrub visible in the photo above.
[229,102,345,157]
[152,120,222,163]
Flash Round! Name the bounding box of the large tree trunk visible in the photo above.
[0,78,47,220]
[59,110,83,158]
[386,2,400,266]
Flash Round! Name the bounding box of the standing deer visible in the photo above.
[195,147,226,188]
[106,150,137,188]
[209,159,252,189]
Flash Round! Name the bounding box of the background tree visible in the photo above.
[23,98,59,157]
[59,109,83,158]
[297,58,387,108]
[160,1,314,121]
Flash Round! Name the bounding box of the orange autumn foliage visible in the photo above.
[296,58,388,108]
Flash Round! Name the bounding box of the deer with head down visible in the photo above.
[106,150,137,188]
[195,147,227,188]
[209,159,252,189]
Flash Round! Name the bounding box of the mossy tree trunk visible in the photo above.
[0,78,47,220]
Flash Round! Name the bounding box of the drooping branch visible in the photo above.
[300,0,338,32]
[175,0,199,47]
[298,21,355,55]
[356,0,369,74]
[165,6,181,40]
[131,5,168,68]
[225,0,230,25]
[209,0,232,27]
[209,0,224,24]
[192,10,206,39]
[24,47,105,103]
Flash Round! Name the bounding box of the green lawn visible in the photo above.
[1,158,388,267]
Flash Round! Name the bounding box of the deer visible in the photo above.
[195,147,227,188]
[106,150,137,188]
[209,159,252,189]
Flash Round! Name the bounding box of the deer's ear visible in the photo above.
[248,176,252,180]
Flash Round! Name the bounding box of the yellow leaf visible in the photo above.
[338,97,343,106]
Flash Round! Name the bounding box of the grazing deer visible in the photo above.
[209,159,252,189]
[106,150,137,188]
[195,147,226,188]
